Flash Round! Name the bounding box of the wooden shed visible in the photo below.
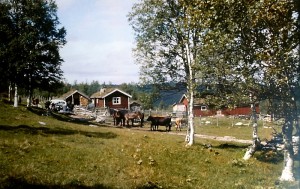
[59,89,90,106]
[130,101,142,111]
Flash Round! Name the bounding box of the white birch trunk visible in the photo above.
[28,95,32,107]
[8,84,12,102]
[243,95,260,160]
[280,118,295,181]
[13,84,18,108]
[280,147,295,181]
[186,91,194,146]
[243,122,259,160]
[292,136,299,157]
[185,43,195,146]
[26,98,29,107]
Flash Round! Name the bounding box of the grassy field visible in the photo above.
[193,116,280,141]
[0,100,298,189]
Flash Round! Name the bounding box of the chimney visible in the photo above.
[100,87,106,94]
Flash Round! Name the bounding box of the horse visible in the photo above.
[108,108,119,125]
[109,108,129,126]
[108,108,127,126]
[124,111,144,127]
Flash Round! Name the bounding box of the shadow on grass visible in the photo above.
[27,106,46,115]
[0,124,117,139]
[215,143,249,149]
[255,150,284,164]
[215,143,284,164]
[1,176,113,189]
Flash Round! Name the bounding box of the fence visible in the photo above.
[143,110,187,118]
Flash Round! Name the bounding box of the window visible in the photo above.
[201,105,207,111]
[112,97,121,105]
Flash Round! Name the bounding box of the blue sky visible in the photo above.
[55,0,139,84]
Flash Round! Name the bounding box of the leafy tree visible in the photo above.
[129,0,221,145]
[130,0,300,181]
[138,92,154,110]
[212,0,300,181]
[87,80,101,97]
[0,2,12,93]
[260,1,299,181]
[0,0,66,107]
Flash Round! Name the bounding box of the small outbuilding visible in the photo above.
[130,101,142,111]
[60,89,90,106]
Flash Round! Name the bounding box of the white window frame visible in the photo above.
[201,105,207,111]
[112,97,121,105]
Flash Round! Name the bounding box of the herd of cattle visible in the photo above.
[108,108,184,131]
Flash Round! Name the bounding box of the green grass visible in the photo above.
[0,100,297,189]
[193,116,280,141]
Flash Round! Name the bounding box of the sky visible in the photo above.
[55,0,140,84]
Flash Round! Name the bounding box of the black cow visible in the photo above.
[146,116,172,131]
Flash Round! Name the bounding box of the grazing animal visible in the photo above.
[108,108,119,126]
[114,109,129,126]
[124,111,144,127]
[146,116,172,131]
[174,117,183,131]
[108,108,128,126]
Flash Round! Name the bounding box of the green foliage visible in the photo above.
[129,0,300,114]
[0,0,66,97]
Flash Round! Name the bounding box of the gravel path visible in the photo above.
[168,132,253,144]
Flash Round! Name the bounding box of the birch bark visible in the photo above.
[243,94,261,160]
[185,43,195,146]
[280,116,295,181]
[13,84,18,108]
[8,84,12,102]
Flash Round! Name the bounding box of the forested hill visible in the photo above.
[153,88,185,107]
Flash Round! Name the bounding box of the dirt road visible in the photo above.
[168,132,253,144]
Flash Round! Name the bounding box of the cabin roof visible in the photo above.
[179,94,205,105]
[90,88,132,99]
[60,89,90,100]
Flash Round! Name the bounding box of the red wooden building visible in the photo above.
[90,88,132,109]
[174,94,259,117]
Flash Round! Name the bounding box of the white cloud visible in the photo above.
[56,0,139,84]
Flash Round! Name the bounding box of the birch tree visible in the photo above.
[221,0,299,181]
[207,0,299,165]
[224,0,269,160]
[251,0,299,181]
[129,0,221,145]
